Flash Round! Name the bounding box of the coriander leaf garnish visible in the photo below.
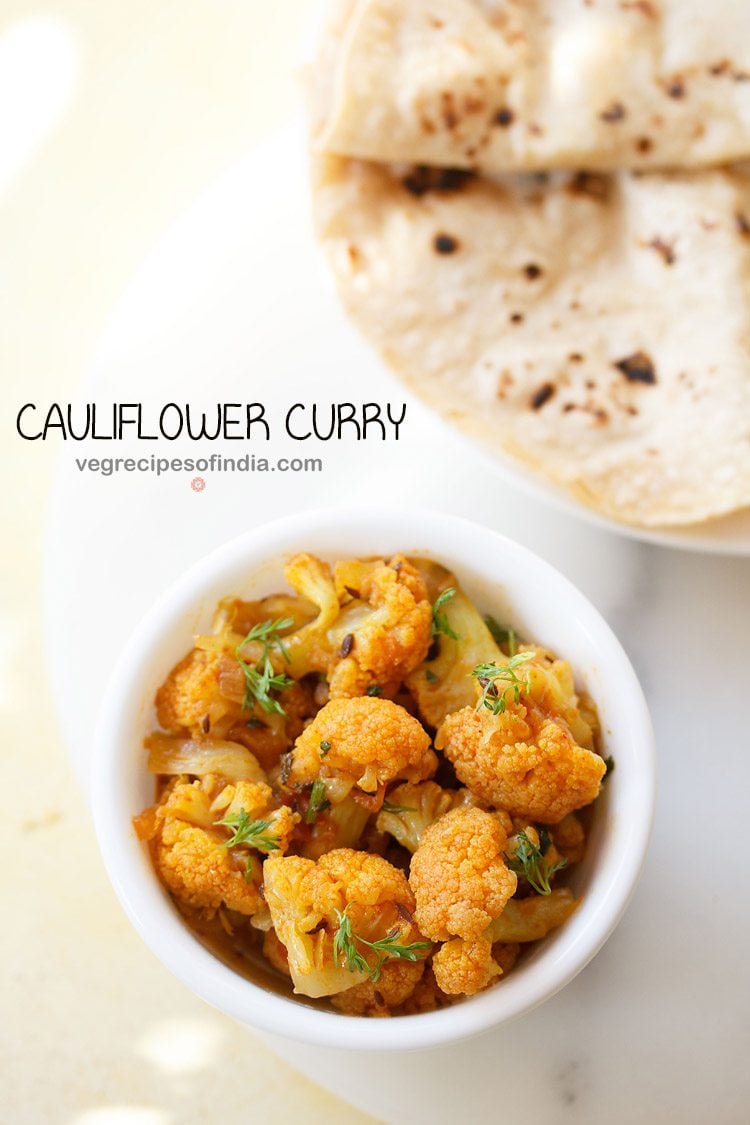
[333,907,369,975]
[471,652,534,715]
[305,778,331,824]
[484,615,518,657]
[238,616,294,661]
[333,906,431,982]
[366,684,383,697]
[214,808,280,852]
[238,655,293,715]
[432,587,459,640]
[235,616,295,716]
[319,739,331,758]
[508,829,567,896]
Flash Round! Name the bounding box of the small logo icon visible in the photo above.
[191,476,206,492]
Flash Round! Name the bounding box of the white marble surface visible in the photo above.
[46,127,750,1124]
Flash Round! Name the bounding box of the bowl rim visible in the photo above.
[91,506,656,1051]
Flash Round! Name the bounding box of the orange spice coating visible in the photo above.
[436,705,605,823]
[410,806,517,941]
[289,696,437,791]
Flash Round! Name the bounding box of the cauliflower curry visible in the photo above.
[134,553,609,1016]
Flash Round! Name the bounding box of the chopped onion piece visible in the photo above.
[145,734,266,783]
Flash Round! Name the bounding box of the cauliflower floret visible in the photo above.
[278,553,342,678]
[520,646,597,750]
[486,889,578,943]
[263,848,428,1000]
[289,696,437,793]
[432,936,501,996]
[151,618,311,779]
[156,649,234,734]
[394,965,452,1015]
[211,779,274,820]
[375,780,481,853]
[150,778,290,916]
[155,816,263,917]
[147,776,218,832]
[210,780,300,854]
[318,848,414,908]
[431,936,522,999]
[410,807,517,942]
[327,557,432,697]
[264,806,299,853]
[278,553,432,697]
[436,704,606,824]
[331,958,425,1016]
[550,812,587,864]
[262,853,351,997]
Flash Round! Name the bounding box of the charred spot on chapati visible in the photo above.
[567,172,611,202]
[599,102,626,123]
[530,383,556,410]
[402,166,476,198]
[614,352,657,385]
[735,212,750,238]
[434,233,460,254]
[647,238,676,265]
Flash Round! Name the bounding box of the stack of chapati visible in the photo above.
[309,0,750,527]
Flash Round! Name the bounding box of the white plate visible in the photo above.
[45,126,750,1122]
[460,429,750,555]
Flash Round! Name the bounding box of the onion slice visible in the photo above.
[145,734,266,783]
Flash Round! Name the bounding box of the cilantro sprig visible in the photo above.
[239,616,294,659]
[305,779,331,824]
[431,587,459,640]
[471,652,534,715]
[235,616,294,716]
[508,829,567,896]
[214,807,280,853]
[237,659,293,716]
[333,906,431,982]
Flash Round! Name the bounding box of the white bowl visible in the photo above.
[92,507,655,1051]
